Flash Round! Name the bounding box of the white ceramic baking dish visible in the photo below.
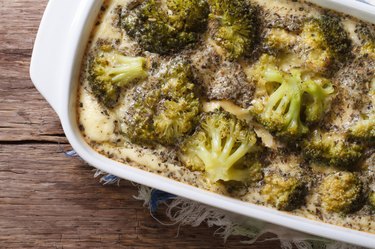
[30,0,375,247]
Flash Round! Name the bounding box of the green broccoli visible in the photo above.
[319,172,363,213]
[369,191,375,209]
[299,15,352,74]
[124,60,201,145]
[153,62,201,144]
[123,83,160,144]
[362,43,375,59]
[208,0,258,60]
[349,118,375,142]
[356,24,375,59]
[302,130,364,168]
[261,69,308,137]
[349,78,375,142]
[178,110,262,182]
[261,173,307,211]
[122,0,209,54]
[88,43,148,108]
[263,28,298,53]
[349,113,375,143]
[252,54,334,138]
[303,77,335,123]
[362,40,375,59]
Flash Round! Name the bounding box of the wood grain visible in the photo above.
[0,0,281,248]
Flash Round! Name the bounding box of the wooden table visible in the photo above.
[0,1,282,248]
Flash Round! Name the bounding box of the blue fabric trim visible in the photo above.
[102,174,119,183]
[150,189,176,213]
[64,150,79,158]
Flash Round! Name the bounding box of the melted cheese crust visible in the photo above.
[77,0,375,233]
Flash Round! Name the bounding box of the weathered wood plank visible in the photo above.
[0,88,66,143]
[0,0,65,143]
[0,144,279,248]
[0,0,282,248]
[0,49,65,142]
[0,0,45,51]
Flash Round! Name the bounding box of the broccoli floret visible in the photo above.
[123,83,160,143]
[178,110,262,182]
[356,25,375,59]
[88,44,148,108]
[153,99,200,143]
[252,55,334,138]
[299,15,352,74]
[122,0,209,54]
[167,0,209,29]
[260,69,308,137]
[153,62,201,144]
[303,77,335,123]
[369,191,375,209]
[124,60,201,145]
[362,43,375,59]
[362,41,375,59]
[302,130,364,168]
[208,0,258,60]
[261,173,307,211]
[319,172,363,213]
[349,78,375,142]
[263,28,298,53]
[349,118,375,142]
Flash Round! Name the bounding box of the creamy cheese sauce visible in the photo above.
[77,0,375,233]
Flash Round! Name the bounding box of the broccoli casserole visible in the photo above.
[77,0,375,233]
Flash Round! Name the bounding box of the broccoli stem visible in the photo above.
[110,57,147,84]
[178,110,262,182]
[226,143,251,166]
[264,68,283,82]
[192,134,253,181]
[222,135,235,159]
[264,72,304,132]
[257,63,332,137]
[303,80,334,122]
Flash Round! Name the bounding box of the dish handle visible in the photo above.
[29,0,97,114]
